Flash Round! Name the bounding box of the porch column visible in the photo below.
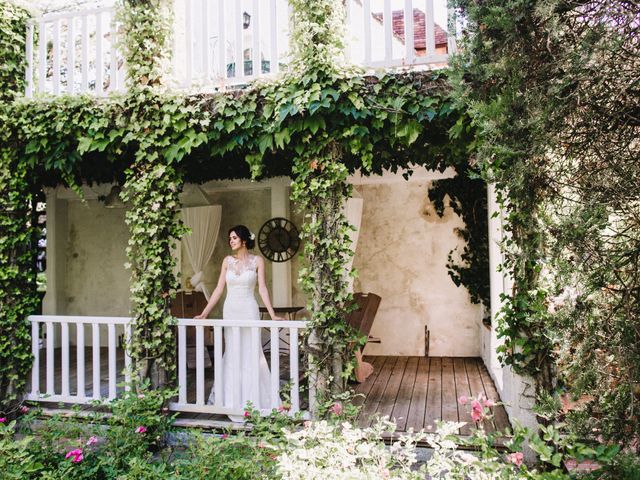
[486,182,506,384]
[270,180,292,307]
[42,187,68,316]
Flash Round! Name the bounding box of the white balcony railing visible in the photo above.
[25,315,307,417]
[25,6,125,98]
[25,0,455,97]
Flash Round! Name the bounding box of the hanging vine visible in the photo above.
[0,1,37,416]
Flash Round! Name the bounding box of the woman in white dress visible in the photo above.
[195,225,283,421]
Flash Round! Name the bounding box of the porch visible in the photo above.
[25,314,508,435]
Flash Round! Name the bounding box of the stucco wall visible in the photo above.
[64,200,131,316]
[353,181,482,357]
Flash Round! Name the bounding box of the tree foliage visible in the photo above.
[452,0,640,443]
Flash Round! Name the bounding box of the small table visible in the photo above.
[259,306,304,320]
[259,306,304,352]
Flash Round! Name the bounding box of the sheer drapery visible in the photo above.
[181,205,222,300]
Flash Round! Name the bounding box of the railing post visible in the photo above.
[76,321,85,399]
[52,19,61,95]
[95,11,104,95]
[404,0,415,65]
[45,321,54,395]
[178,324,187,403]
[290,328,300,412]
[213,325,223,408]
[92,323,101,399]
[196,325,205,405]
[108,323,117,399]
[30,320,40,395]
[67,16,76,93]
[269,326,280,408]
[61,322,70,398]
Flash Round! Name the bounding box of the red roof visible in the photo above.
[372,8,448,51]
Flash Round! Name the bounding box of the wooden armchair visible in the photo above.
[346,292,381,383]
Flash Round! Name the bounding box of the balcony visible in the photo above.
[24,0,456,97]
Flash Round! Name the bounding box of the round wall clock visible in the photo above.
[258,217,300,262]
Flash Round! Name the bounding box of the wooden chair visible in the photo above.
[346,292,381,383]
[170,291,213,368]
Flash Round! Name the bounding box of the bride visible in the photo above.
[195,225,283,421]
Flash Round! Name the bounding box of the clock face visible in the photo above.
[258,217,300,263]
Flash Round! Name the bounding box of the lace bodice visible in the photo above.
[226,254,258,276]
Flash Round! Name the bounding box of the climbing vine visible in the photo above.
[0,1,29,101]
[0,1,36,415]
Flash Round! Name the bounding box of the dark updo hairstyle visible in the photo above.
[228,225,255,249]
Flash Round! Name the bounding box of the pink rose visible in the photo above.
[137,394,145,399]
[135,425,147,434]
[484,398,495,408]
[65,448,84,463]
[507,452,524,467]
[20,406,29,414]
[86,436,98,446]
[329,402,343,415]
[458,395,469,405]
[244,411,250,418]
[277,404,291,413]
[0,417,6,423]
[471,399,484,423]
[221,433,229,439]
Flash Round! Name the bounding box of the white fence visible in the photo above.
[25,315,307,417]
[25,0,454,97]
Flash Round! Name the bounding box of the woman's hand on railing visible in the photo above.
[271,315,285,321]
[194,313,207,319]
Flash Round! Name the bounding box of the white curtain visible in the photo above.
[181,205,222,300]
[344,194,364,292]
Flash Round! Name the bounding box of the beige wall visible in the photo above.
[64,200,131,316]
[352,181,482,357]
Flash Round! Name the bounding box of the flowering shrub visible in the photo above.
[277,418,427,479]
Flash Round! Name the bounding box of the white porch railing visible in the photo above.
[25,0,454,97]
[25,6,125,98]
[25,315,307,416]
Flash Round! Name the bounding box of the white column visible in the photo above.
[486,182,505,388]
[42,188,68,317]
[270,180,292,307]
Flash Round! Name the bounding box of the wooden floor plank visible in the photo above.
[392,356,419,431]
[356,356,397,428]
[405,356,429,432]
[375,356,408,424]
[465,358,494,433]
[477,361,511,432]
[424,357,442,433]
[453,357,473,435]
[441,357,459,425]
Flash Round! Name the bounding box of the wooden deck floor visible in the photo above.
[355,356,510,436]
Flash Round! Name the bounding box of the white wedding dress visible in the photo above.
[208,254,277,421]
